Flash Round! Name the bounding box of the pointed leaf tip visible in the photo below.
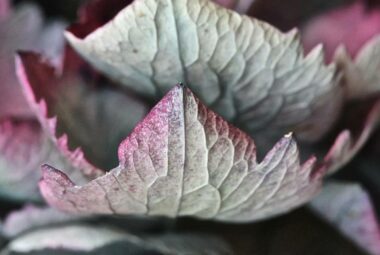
[67,0,343,143]
[39,85,323,222]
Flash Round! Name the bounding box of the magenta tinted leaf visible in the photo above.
[0,120,44,201]
[302,2,380,62]
[39,85,323,222]
[0,3,65,120]
[17,52,148,170]
[0,118,101,202]
[302,2,380,99]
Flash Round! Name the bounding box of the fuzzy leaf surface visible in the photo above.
[67,0,342,142]
[40,85,322,222]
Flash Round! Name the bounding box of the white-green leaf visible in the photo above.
[39,85,323,222]
[335,36,380,100]
[66,0,342,142]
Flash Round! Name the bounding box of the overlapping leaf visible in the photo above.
[66,0,343,143]
[0,1,65,119]
[322,100,380,174]
[311,181,380,255]
[302,2,380,99]
[39,84,323,222]
[1,225,233,255]
[2,205,86,238]
[17,52,148,170]
[0,2,74,201]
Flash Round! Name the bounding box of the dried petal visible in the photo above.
[0,3,65,119]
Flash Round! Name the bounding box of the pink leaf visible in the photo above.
[0,3,65,120]
[302,2,380,62]
[39,85,323,222]
[17,51,148,171]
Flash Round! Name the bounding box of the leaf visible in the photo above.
[66,0,343,143]
[0,118,99,202]
[2,225,133,254]
[17,52,148,170]
[2,205,86,238]
[302,2,380,100]
[311,181,380,255]
[323,100,380,174]
[0,3,65,119]
[39,85,323,222]
[1,225,233,255]
[335,37,380,100]
[302,2,380,63]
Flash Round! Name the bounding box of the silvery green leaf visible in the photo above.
[17,52,148,170]
[39,85,323,222]
[1,225,233,255]
[66,0,343,143]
